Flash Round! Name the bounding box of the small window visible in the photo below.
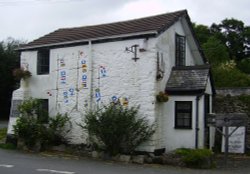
[175,101,192,129]
[37,49,50,75]
[37,99,49,123]
[175,33,186,66]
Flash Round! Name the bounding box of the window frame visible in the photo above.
[175,33,186,66]
[175,101,192,129]
[37,49,50,75]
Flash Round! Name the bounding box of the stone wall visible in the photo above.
[216,87,250,96]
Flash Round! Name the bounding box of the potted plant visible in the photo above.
[156,91,169,102]
[13,68,32,80]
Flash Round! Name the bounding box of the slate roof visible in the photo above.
[165,65,211,94]
[19,10,188,50]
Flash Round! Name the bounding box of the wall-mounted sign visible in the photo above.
[222,126,246,153]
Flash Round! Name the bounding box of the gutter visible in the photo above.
[195,93,203,149]
[17,31,158,51]
[88,41,93,110]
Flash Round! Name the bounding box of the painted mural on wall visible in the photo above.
[111,96,129,106]
[99,65,107,78]
[80,51,88,89]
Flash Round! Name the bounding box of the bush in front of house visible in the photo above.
[13,98,71,151]
[175,148,214,169]
[82,104,155,156]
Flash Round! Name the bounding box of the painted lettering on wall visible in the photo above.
[63,91,69,103]
[111,96,129,106]
[60,70,67,84]
[100,65,107,78]
[69,88,75,96]
[79,50,88,89]
[59,58,65,67]
[95,88,101,102]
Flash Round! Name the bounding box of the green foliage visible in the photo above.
[0,143,16,150]
[237,95,250,115]
[83,104,155,155]
[192,23,212,44]
[0,38,24,119]
[212,62,250,87]
[237,58,250,74]
[14,116,42,148]
[202,36,230,65]
[176,148,214,168]
[0,128,7,141]
[44,113,71,146]
[13,98,71,150]
[156,91,169,102]
[18,98,48,123]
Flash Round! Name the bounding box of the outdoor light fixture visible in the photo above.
[125,44,140,62]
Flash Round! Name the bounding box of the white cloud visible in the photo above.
[0,0,249,41]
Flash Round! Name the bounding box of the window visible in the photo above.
[175,33,186,66]
[37,99,49,123]
[175,101,192,129]
[37,49,50,74]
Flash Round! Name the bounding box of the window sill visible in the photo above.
[174,127,192,130]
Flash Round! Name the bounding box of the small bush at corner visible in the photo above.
[175,148,214,169]
[13,98,71,151]
[82,104,155,156]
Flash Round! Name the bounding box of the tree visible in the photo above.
[202,36,230,65]
[193,23,211,45]
[212,18,250,60]
[0,38,24,119]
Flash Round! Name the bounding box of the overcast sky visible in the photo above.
[1,0,249,42]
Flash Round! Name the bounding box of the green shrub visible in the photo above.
[14,116,43,149]
[237,58,250,74]
[82,104,155,155]
[0,143,16,150]
[212,63,250,87]
[43,113,71,147]
[0,128,7,141]
[13,98,71,151]
[176,148,214,168]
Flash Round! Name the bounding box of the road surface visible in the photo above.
[0,149,249,174]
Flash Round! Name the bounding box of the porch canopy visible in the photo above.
[165,65,214,95]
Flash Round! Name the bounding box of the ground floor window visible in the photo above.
[37,99,49,123]
[175,101,192,129]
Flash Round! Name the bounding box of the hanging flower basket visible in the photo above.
[13,68,32,80]
[156,91,169,102]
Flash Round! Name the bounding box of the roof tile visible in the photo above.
[21,10,187,49]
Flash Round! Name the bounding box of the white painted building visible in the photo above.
[8,10,215,152]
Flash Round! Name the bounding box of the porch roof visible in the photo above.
[165,65,212,94]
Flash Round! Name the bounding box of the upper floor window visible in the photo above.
[175,101,192,129]
[175,33,186,66]
[37,49,50,75]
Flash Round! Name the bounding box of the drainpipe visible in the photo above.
[195,94,202,149]
[88,40,93,110]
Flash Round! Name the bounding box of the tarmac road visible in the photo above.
[0,149,250,174]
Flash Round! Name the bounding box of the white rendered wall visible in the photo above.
[16,38,158,151]
[153,19,214,151]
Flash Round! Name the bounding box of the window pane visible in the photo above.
[175,101,192,129]
[175,33,186,66]
[37,49,50,75]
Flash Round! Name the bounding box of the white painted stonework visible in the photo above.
[8,18,214,152]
